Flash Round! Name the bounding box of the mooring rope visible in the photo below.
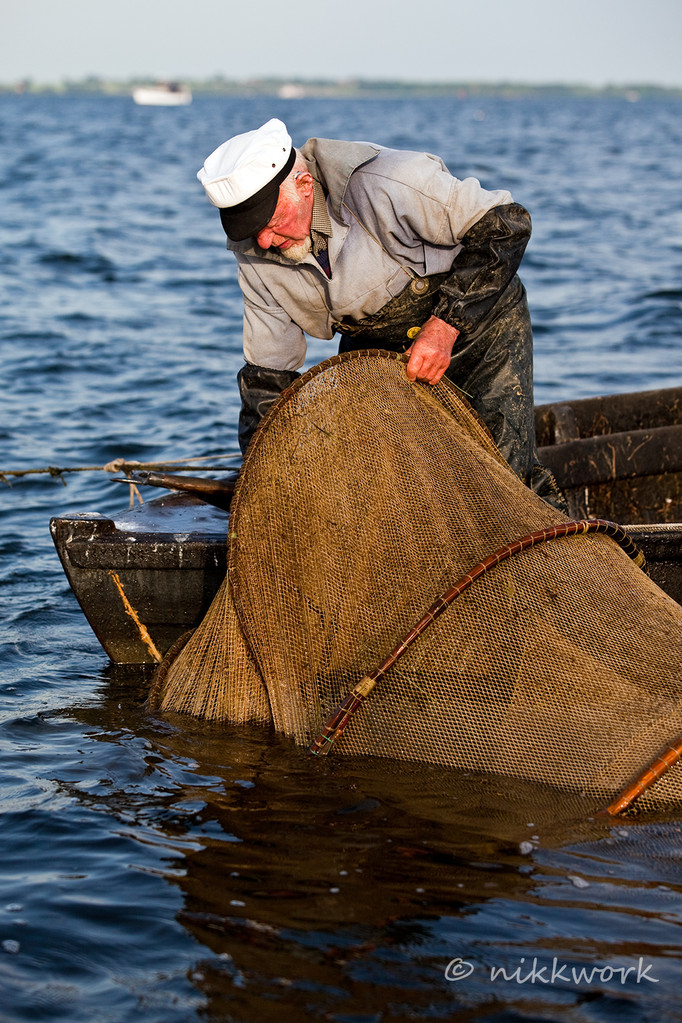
[0,452,242,487]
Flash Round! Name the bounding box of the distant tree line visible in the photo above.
[2,77,680,100]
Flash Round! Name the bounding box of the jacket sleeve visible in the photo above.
[431,203,531,334]
[237,362,301,454]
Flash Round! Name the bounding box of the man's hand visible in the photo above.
[405,316,460,384]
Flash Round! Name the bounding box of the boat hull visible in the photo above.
[536,385,682,524]
[51,494,227,664]
[51,385,682,664]
[50,511,681,667]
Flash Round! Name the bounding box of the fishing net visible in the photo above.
[148,350,682,813]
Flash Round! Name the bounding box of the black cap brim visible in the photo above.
[219,147,296,241]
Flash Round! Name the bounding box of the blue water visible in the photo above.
[1,93,681,1022]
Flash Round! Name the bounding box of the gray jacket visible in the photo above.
[227,137,514,371]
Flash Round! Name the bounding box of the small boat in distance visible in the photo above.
[132,82,192,106]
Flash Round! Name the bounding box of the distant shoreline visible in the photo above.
[2,77,681,100]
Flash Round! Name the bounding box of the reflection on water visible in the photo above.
[26,664,676,1022]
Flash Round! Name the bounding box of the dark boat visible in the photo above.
[50,385,682,665]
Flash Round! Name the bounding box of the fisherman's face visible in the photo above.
[255,171,314,261]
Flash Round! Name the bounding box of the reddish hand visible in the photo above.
[405,316,460,384]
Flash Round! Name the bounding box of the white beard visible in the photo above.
[279,236,312,263]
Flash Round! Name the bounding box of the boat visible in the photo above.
[132,83,192,106]
[50,384,682,665]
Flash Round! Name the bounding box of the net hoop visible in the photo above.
[310,518,646,757]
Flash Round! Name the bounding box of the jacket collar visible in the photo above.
[299,137,381,219]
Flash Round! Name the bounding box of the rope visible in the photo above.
[0,453,242,487]
[309,519,646,758]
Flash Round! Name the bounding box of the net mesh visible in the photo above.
[148,351,682,811]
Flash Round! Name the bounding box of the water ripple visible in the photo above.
[1,92,681,1023]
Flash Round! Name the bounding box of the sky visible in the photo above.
[3,0,682,88]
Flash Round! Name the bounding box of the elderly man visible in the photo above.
[197,118,563,506]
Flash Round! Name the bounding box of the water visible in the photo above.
[1,93,681,1022]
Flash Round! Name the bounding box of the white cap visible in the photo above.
[197,118,293,209]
